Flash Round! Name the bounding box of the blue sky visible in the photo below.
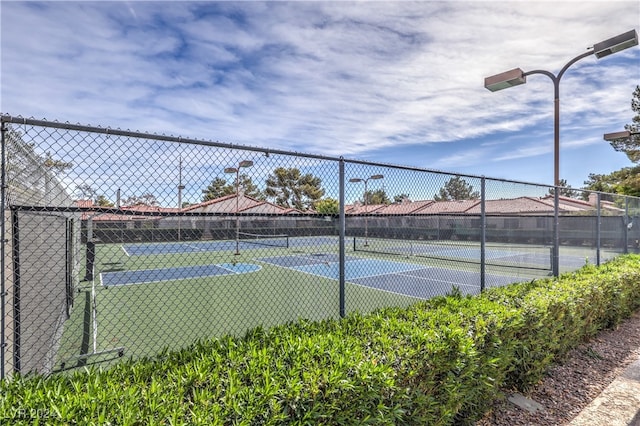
[1,1,639,192]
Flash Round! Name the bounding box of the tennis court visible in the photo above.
[353,237,554,270]
[100,262,261,286]
[54,234,588,370]
[259,253,524,299]
[123,235,338,256]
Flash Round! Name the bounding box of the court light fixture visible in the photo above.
[603,130,639,141]
[484,68,526,92]
[593,29,638,59]
[348,174,384,184]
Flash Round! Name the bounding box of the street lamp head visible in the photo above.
[224,167,237,174]
[604,130,640,141]
[484,68,526,92]
[593,29,638,59]
[349,178,363,183]
[603,130,632,141]
[369,174,384,180]
[239,160,254,168]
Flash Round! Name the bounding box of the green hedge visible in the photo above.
[2,255,640,425]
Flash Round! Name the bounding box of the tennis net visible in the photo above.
[238,232,290,248]
[352,236,553,272]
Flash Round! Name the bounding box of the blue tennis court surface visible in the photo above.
[258,254,525,299]
[101,263,261,286]
[356,242,554,268]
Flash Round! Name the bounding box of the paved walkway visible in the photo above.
[569,353,640,426]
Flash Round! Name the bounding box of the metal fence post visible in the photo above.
[480,177,486,292]
[553,191,560,277]
[11,209,20,373]
[0,120,6,379]
[596,193,601,266]
[625,197,629,254]
[338,158,346,318]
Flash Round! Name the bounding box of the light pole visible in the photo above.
[484,29,638,187]
[177,155,185,242]
[225,160,254,255]
[485,30,637,278]
[349,174,384,246]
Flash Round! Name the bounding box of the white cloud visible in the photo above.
[1,1,638,188]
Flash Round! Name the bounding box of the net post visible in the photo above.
[480,177,486,292]
[85,216,95,281]
[338,158,346,318]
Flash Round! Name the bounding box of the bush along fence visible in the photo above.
[2,113,640,380]
[1,254,639,425]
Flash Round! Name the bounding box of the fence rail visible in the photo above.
[2,114,639,378]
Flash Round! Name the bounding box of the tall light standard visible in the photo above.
[225,160,254,255]
[177,155,185,242]
[484,29,638,187]
[485,30,638,277]
[349,174,384,246]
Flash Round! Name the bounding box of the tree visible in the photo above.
[75,183,97,201]
[42,152,73,175]
[364,189,391,205]
[548,179,578,198]
[589,86,640,196]
[95,195,115,207]
[202,177,234,201]
[265,167,325,210]
[607,86,640,163]
[236,173,264,200]
[122,193,159,206]
[313,198,339,215]
[434,176,479,201]
[583,166,640,198]
[6,127,73,180]
[202,174,264,202]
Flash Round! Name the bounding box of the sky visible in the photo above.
[1,1,639,194]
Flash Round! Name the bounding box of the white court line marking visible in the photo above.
[394,272,481,289]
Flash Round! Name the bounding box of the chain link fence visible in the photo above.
[2,114,639,378]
